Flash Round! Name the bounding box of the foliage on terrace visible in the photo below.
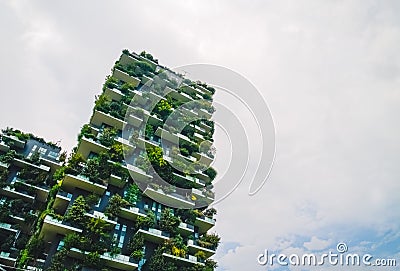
[104,194,129,218]
[1,127,61,149]
[94,94,128,120]
[146,242,218,271]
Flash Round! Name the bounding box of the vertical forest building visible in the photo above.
[0,50,219,271]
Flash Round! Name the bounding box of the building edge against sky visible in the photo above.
[0,50,220,271]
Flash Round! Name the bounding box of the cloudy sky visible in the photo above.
[1,0,399,270]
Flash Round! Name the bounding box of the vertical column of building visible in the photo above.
[0,128,63,270]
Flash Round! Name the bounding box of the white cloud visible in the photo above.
[304,236,331,251]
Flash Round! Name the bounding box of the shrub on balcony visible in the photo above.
[159,208,181,236]
[83,217,111,252]
[0,150,21,163]
[99,127,117,147]
[198,233,220,250]
[110,162,129,182]
[153,100,172,121]
[124,183,141,205]
[78,124,96,142]
[145,123,156,139]
[104,194,129,218]
[109,143,124,162]
[0,169,9,188]
[95,94,111,113]
[82,158,102,182]
[18,236,45,268]
[176,209,197,225]
[65,195,89,226]
[204,167,217,181]
[194,251,207,261]
[84,251,101,269]
[180,141,198,156]
[128,233,144,260]
[140,51,158,64]
[203,208,217,218]
[65,152,84,175]
[103,75,118,90]
[148,246,177,271]
[0,202,10,220]
[164,235,188,258]
[136,155,151,173]
[136,210,155,230]
[2,127,30,141]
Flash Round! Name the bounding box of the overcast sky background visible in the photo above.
[1,0,400,270]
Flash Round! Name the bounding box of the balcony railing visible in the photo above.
[137,227,170,244]
[195,215,216,234]
[62,174,107,195]
[144,186,195,209]
[41,215,83,238]
[162,252,205,266]
[187,239,216,258]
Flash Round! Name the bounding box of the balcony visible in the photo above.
[109,174,127,188]
[104,87,124,102]
[11,177,49,202]
[0,250,18,267]
[187,240,216,258]
[192,152,213,166]
[13,158,50,172]
[117,135,137,149]
[113,68,141,87]
[144,186,195,209]
[2,134,26,149]
[1,185,35,203]
[195,216,216,234]
[195,84,213,96]
[198,121,212,132]
[137,227,170,244]
[40,215,82,241]
[136,137,160,150]
[141,75,153,85]
[0,161,10,170]
[162,253,204,267]
[90,110,127,131]
[192,188,214,205]
[53,190,72,214]
[198,108,212,119]
[0,141,10,152]
[193,132,205,142]
[173,172,206,188]
[40,156,62,171]
[85,210,117,228]
[178,222,194,236]
[69,248,138,271]
[165,87,193,103]
[126,163,153,182]
[0,222,19,233]
[155,127,193,145]
[131,90,147,105]
[126,113,143,128]
[77,136,110,160]
[62,174,107,195]
[119,206,146,221]
[101,252,138,271]
[180,84,198,96]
